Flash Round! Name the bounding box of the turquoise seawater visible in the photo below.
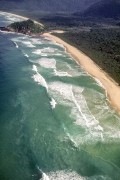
[0,12,120,180]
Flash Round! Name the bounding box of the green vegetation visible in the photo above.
[9,19,44,34]
[53,28,120,84]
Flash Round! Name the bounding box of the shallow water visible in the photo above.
[0,11,120,180]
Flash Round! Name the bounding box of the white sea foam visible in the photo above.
[41,54,48,57]
[39,168,110,180]
[1,30,15,34]
[32,65,38,72]
[41,173,50,180]
[63,124,78,147]
[50,98,57,109]
[94,125,103,131]
[23,53,29,58]
[66,64,72,70]
[95,78,105,89]
[0,12,25,26]
[33,49,42,55]
[72,87,104,135]
[54,69,72,77]
[47,170,86,180]
[33,47,60,56]
[54,53,63,56]
[36,166,50,180]
[38,58,56,69]
[48,82,77,103]
[73,89,101,127]
[105,127,120,139]
[14,42,19,48]
[32,48,55,56]
[44,37,51,41]
[22,41,35,48]
[63,66,86,77]
[82,88,108,121]
[13,37,27,42]
[41,47,55,53]
[32,65,48,91]
[48,81,103,142]
[55,42,64,49]
[5,15,22,22]
[31,38,42,44]
[32,73,48,91]
[72,89,101,124]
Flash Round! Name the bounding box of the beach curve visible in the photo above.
[43,32,120,114]
[1,10,120,114]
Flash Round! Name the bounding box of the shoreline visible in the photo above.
[1,10,120,114]
[43,32,120,114]
[0,11,44,27]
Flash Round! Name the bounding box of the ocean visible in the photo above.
[0,11,120,180]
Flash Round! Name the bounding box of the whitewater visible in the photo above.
[0,11,120,180]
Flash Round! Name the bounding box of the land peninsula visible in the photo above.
[0,18,44,35]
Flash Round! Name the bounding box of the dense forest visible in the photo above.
[54,28,120,84]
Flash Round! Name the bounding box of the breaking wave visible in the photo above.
[32,65,48,92]
[47,170,85,180]
[41,172,50,180]
[46,170,111,180]
[13,42,19,48]
[23,53,29,58]
[50,98,57,109]
[48,81,104,142]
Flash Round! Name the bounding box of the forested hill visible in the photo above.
[75,0,120,19]
[0,0,99,12]
[0,19,44,34]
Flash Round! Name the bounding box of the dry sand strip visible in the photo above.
[43,32,120,114]
[0,11,44,27]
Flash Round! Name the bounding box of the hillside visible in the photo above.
[0,19,44,34]
[0,0,98,12]
[78,0,120,19]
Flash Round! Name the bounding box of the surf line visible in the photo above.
[32,65,57,109]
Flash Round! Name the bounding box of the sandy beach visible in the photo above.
[1,10,120,114]
[43,32,120,114]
